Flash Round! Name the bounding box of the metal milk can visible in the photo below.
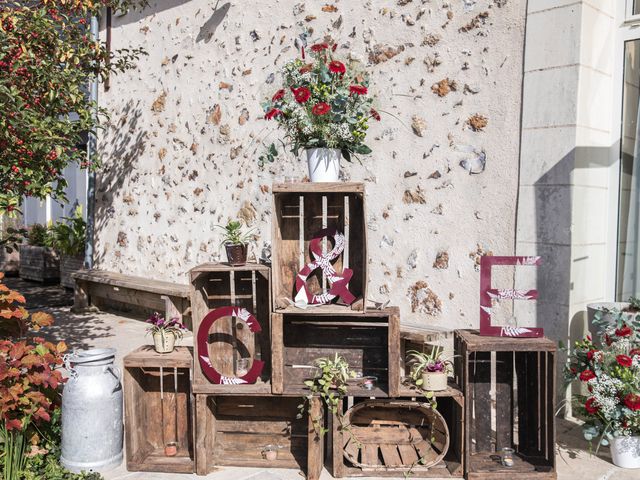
[60,348,123,473]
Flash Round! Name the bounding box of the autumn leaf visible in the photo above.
[56,341,68,354]
[31,311,53,329]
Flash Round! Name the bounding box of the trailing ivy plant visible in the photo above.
[0,1,146,215]
[297,353,355,436]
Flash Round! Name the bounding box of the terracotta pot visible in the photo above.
[164,442,178,457]
[225,243,247,266]
[153,330,176,354]
[421,371,448,391]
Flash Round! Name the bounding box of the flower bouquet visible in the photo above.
[261,41,380,181]
[565,310,640,468]
[146,312,187,354]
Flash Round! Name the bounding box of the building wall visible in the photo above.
[96,0,526,329]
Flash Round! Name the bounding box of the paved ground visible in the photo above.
[12,277,639,480]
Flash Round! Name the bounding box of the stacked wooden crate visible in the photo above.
[122,181,556,480]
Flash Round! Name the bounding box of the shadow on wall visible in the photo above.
[92,99,147,269]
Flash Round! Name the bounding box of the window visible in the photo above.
[635,0,640,15]
[617,40,640,300]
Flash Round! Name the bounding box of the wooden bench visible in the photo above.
[72,270,191,325]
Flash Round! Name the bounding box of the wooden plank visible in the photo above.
[471,351,492,453]
[397,444,419,465]
[495,351,513,450]
[273,182,365,193]
[307,396,324,480]
[361,444,379,466]
[124,346,193,368]
[546,352,556,469]
[517,352,541,456]
[271,313,284,394]
[189,262,270,274]
[455,329,556,353]
[388,307,401,397]
[73,270,190,297]
[195,395,211,475]
[379,444,402,467]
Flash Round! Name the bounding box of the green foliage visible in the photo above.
[51,206,86,256]
[25,223,52,247]
[0,1,146,214]
[406,345,454,384]
[261,40,380,163]
[298,354,355,436]
[216,220,254,246]
[628,296,640,312]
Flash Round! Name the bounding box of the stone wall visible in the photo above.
[96,0,526,329]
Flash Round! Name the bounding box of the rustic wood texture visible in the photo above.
[454,330,556,480]
[272,308,400,397]
[124,347,194,473]
[60,254,84,289]
[194,394,318,476]
[271,182,367,312]
[71,269,190,323]
[331,397,464,478]
[19,245,60,282]
[190,263,272,394]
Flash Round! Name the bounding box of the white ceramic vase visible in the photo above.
[421,371,448,391]
[610,436,640,469]
[153,330,176,354]
[306,148,341,182]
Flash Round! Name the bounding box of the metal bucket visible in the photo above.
[60,348,123,473]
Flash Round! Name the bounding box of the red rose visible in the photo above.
[579,369,596,382]
[329,60,346,75]
[585,397,599,414]
[605,334,612,346]
[616,325,632,337]
[272,89,285,102]
[630,348,640,357]
[264,108,282,120]
[310,43,329,52]
[617,355,633,367]
[292,86,311,103]
[587,350,597,361]
[624,393,640,411]
[311,102,331,116]
[370,108,381,121]
[349,85,368,96]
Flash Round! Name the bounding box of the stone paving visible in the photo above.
[14,275,636,480]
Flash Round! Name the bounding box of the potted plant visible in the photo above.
[587,297,640,335]
[564,310,640,468]
[19,223,59,283]
[217,220,254,266]
[51,206,86,289]
[298,353,356,436]
[407,345,453,392]
[146,312,187,354]
[261,41,380,182]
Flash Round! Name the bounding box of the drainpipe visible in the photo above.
[84,14,100,270]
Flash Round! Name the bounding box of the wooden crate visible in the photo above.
[271,307,401,397]
[329,396,464,478]
[190,263,271,394]
[19,245,59,282]
[271,182,367,312]
[195,394,323,479]
[453,330,556,480]
[124,346,194,473]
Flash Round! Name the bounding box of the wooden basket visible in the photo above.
[271,182,367,312]
[343,400,449,472]
[190,263,271,394]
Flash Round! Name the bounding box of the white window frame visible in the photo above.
[624,0,640,24]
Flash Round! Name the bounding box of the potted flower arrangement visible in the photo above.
[216,220,255,266]
[146,312,187,354]
[262,41,380,182]
[565,309,640,468]
[407,345,453,392]
[587,297,640,335]
[51,206,86,289]
[298,353,356,436]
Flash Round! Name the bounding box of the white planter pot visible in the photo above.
[421,371,448,391]
[153,331,176,354]
[610,436,640,469]
[306,148,341,182]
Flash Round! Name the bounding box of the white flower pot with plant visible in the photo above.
[146,312,187,354]
[407,346,454,392]
[216,220,255,266]
[565,309,640,468]
[587,298,640,338]
[260,41,380,181]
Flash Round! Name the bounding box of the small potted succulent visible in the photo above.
[217,220,255,266]
[146,312,187,354]
[407,345,453,392]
